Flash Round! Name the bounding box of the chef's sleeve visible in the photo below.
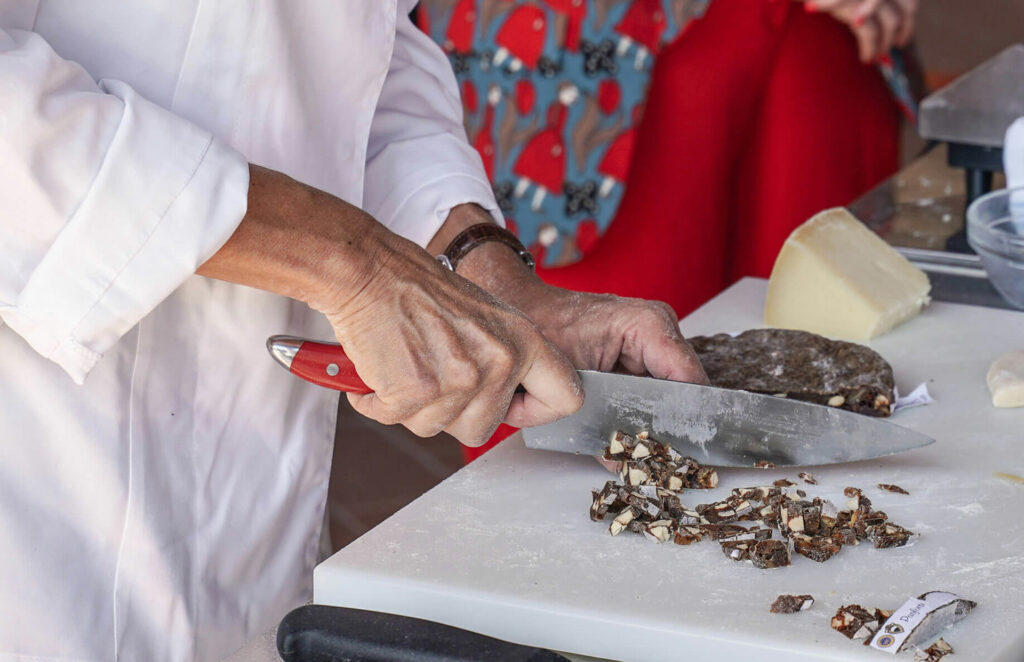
[0,28,249,384]
[362,7,503,248]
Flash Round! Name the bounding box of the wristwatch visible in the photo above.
[436,223,536,272]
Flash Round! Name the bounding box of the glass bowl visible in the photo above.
[967,186,1024,310]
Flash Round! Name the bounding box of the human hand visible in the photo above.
[320,227,583,446]
[805,0,917,63]
[501,284,708,475]
[199,167,582,447]
[424,203,706,453]
[514,287,709,384]
[433,206,706,385]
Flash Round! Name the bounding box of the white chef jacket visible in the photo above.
[0,2,499,660]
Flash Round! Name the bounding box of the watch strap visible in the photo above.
[437,223,535,272]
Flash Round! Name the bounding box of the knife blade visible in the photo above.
[267,336,934,467]
[522,370,934,467]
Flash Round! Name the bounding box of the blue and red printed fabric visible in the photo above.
[417,0,917,267]
[418,0,709,266]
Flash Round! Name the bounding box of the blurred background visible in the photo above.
[914,0,1023,89]
[899,0,1024,159]
[326,1,1024,552]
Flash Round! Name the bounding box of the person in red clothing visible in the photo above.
[417,0,920,459]
[538,0,916,318]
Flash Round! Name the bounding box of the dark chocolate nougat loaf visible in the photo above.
[687,329,894,417]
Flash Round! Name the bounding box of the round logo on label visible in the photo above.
[885,623,904,634]
[875,634,897,648]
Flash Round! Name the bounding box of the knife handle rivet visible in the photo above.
[326,363,340,377]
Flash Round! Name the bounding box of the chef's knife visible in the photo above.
[267,335,935,467]
[277,604,570,662]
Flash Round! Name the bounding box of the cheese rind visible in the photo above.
[987,350,1024,408]
[765,208,931,340]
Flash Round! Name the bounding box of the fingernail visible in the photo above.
[804,2,817,12]
[854,15,866,26]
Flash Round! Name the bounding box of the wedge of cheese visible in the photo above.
[987,350,1024,408]
[765,208,931,340]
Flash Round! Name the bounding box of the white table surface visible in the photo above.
[314,278,1024,661]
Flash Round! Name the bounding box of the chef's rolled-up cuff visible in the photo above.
[363,133,504,248]
[0,80,249,384]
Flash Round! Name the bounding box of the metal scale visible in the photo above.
[919,43,1024,250]
[851,43,1024,309]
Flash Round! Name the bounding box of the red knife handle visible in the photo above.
[268,336,372,394]
[268,335,527,397]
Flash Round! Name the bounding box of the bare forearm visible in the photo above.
[197,164,385,312]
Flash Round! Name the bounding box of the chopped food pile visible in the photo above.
[770,594,814,614]
[589,431,918,569]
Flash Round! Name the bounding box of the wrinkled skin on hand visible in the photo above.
[494,281,708,387]
[201,168,583,449]
[513,288,709,474]
[523,290,708,385]
[805,0,917,64]
[483,274,708,473]
[321,230,583,447]
[436,205,708,389]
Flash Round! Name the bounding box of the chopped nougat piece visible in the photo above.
[770,594,814,613]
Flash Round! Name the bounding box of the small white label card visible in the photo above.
[893,383,935,412]
[870,591,975,654]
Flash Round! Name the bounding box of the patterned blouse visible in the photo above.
[417,0,917,267]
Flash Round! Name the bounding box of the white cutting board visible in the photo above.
[315,278,1024,661]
